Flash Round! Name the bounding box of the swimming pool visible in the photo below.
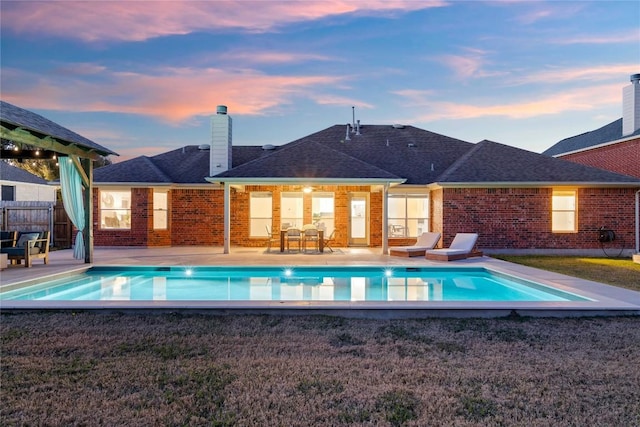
[1,266,589,303]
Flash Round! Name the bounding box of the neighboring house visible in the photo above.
[94,106,640,255]
[543,74,640,179]
[0,162,56,203]
[0,162,57,232]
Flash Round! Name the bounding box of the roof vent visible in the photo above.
[392,124,405,129]
[262,144,276,150]
[198,144,210,150]
[407,143,415,147]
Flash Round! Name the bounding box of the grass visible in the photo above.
[2,312,640,426]
[492,255,640,292]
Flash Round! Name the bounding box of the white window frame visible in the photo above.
[250,192,273,237]
[552,190,577,232]
[281,192,303,229]
[100,188,132,229]
[312,192,335,235]
[153,190,168,230]
[387,194,430,238]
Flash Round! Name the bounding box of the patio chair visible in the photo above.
[389,232,441,257]
[1,231,17,248]
[425,233,481,261]
[302,228,320,253]
[286,228,302,252]
[323,230,335,253]
[265,226,279,252]
[0,230,50,268]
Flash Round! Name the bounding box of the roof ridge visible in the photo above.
[139,156,172,182]
[311,140,403,179]
[436,140,486,181]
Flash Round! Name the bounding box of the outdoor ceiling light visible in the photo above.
[303,186,313,193]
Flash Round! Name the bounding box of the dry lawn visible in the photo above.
[2,312,640,426]
[492,256,640,292]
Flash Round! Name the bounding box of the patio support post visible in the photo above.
[223,182,230,254]
[382,183,389,255]
[82,158,93,263]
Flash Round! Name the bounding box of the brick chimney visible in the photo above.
[622,73,640,136]
[210,105,232,176]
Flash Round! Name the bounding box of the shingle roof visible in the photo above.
[272,125,473,185]
[542,118,640,156]
[440,140,640,183]
[0,101,117,156]
[0,162,50,185]
[94,123,640,186]
[215,139,401,180]
[94,145,269,184]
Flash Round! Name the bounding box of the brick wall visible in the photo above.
[440,187,637,249]
[559,139,640,178]
[94,184,637,251]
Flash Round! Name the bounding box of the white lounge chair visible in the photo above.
[425,233,481,261]
[389,232,441,257]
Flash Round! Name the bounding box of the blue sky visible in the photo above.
[1,1,638,162]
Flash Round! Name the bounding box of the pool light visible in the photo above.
[284,268,293,277]
[384,269,393,277]
[185,268,193,276]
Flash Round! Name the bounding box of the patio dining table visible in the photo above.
[280,229,324,253]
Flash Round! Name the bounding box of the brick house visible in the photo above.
[94,106,640,255]
[543,73,640,256]
[543,74,640,179]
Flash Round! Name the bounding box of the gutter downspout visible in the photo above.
[224,182,230,254]
[636,190,640,254]
[382,183,389,255]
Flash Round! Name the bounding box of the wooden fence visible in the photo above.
[0,202,72,248]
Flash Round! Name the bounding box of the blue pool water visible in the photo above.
[1,266,588,302]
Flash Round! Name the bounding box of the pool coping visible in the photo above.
[2,249,640,318]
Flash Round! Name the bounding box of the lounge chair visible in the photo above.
[425,233,481,261]
[0,231,50,268]
[389,232,441,257]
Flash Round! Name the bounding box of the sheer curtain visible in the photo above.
[59,157,85,259]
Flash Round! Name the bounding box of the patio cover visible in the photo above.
[1,101,118,263]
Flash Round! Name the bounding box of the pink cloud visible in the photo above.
[509,64,638,85]
[311,94,373,109]
[220,51,333,65]
[434,49,506,81]
[553,30,640,45]
[1,1,447,42]
[1,66,343,122]
[395,84,622,121]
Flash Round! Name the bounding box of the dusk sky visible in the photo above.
[1,1,638,162]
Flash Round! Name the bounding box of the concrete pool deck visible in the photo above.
[1,246,639,317]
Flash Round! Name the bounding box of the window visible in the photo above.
[552,190,576,232]
[250,192,273,237]
[281,192,303,229]
[153,190,168,230]
[312,192,335,235]
[388,194,429,237]
[100,189,131,229]
[1,185,15,201]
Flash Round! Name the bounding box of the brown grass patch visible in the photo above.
[2,313,640,426]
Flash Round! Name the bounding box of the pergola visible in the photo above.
[1,101,118,263]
